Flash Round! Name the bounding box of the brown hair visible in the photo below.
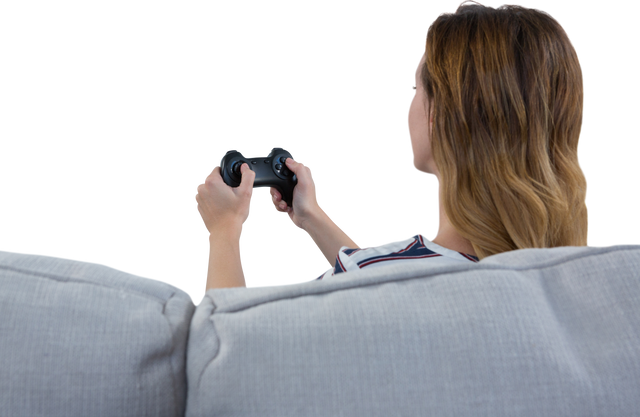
[422,1,588,260]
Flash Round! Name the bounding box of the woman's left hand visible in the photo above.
[196,164,256,234]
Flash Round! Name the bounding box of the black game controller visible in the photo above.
[220,148,298,207]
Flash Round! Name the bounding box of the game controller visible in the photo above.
[220,148,298,207]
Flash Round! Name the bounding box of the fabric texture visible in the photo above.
[3,245,640,416]
[0,251,196,417]
[187,244,640,417]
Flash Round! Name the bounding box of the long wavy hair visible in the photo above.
[422,1,588,260]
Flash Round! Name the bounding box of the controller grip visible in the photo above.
[275,185,294,208]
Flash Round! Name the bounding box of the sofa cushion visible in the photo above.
[0,251,195,417]
[186,245,640,417]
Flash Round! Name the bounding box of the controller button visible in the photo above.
[251,161,257,165]
[279,156,288,164]
[264,160,270,164]
[275,164,282,170]
[282,167,291,176]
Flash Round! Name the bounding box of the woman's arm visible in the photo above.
[300,207,358,266]
[206,225,245,290]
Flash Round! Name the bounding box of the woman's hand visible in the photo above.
[196,163,256,234]
[268,158,322,231]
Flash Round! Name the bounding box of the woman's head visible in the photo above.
[412,1,588,259]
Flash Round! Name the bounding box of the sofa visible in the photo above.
[1,244,639,416]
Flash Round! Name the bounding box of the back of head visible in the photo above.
[422,1,588,260]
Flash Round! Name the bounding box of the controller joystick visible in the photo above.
[232,161,242,176]
[220,148,298,207]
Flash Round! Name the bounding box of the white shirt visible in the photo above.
[316,234,479,281]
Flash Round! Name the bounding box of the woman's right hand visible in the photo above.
[270,158,320,230]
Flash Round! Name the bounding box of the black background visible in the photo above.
[0,1,639,299]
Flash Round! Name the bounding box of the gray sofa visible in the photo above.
[1,245,639,416]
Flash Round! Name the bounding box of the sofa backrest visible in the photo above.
[0,251,195,417]
[3,245,639,416]
[186,245,640,417]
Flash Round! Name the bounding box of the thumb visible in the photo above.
[284,158,303,174]
[239,163,255,189]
